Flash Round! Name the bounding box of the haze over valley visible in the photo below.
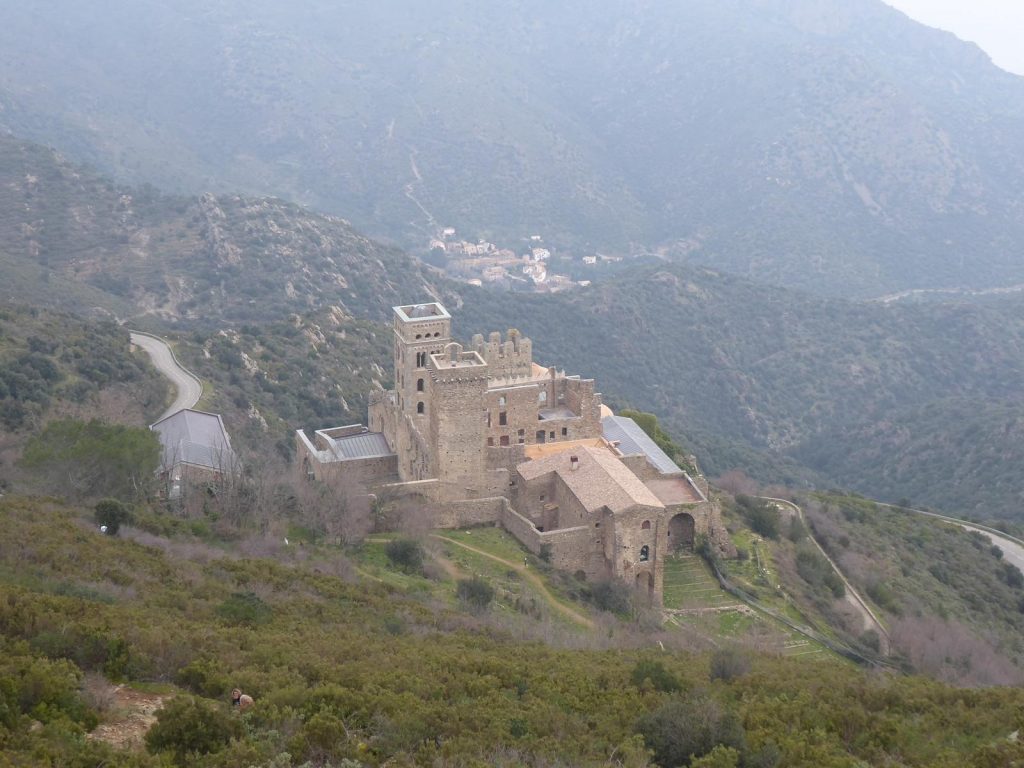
[4,2,1024,767]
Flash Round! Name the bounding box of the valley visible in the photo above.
[3,1,1024,765]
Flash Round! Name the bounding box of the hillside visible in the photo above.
[795,493,1024,686]
[4,1,1024,295]
[171,309,393,459]
[0,135,450,326]
[4,496,1024,766]
[457,265,1024,517]
[0,306,167,491]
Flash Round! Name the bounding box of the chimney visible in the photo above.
[569,455,579,471]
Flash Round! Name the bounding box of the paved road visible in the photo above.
[130,332,203,421]
[876,502,1024,573]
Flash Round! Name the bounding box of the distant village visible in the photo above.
[425,227,622,293]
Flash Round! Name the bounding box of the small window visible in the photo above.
[487,411,492,427]
[595,522,601,528]
[417,401,425,414]
[434,332,441,337]
[500,435,510,446]
[487,437,494,447]
[498,395,506,407]
[536,430,546,443]
[639,545,650,562]
[499,412,507,426]
[641,520,651,530]
[561,427,568,436]
[416,378,425,392]
[549,431,555,439]
[415,334,422,339]
[539,390,547,403]
[539,493,545,501]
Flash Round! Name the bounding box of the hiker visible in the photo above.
[231,688,254,710]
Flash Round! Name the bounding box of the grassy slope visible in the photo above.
[4,496,1024,767]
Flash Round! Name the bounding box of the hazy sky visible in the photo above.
[885,1,1024,76]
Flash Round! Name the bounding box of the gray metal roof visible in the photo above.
[602,415,682,475]
[151,409,237,472]
[327,430,393,461]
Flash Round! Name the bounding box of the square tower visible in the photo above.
[392,303,452,419]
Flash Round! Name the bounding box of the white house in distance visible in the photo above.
[151,408,239,499]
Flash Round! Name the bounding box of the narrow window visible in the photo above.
[561,427,568,436]
[416,378,425,392]
[639,545,650,562]
[549,431,555,439]
[417,401,425,414]
[498,395,506,407]
[487,437,494,447]
[499,412,507,426]
[539,390,547,403]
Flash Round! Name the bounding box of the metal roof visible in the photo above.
[327,430,393,461]
[602,415,682,475]
[151,409,238,472]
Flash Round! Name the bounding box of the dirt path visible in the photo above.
[758,496,892,655]
[88,684,172,750]
[431,535,595,630]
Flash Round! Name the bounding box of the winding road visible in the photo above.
[130,332,203,421]
[877,502,1024,573]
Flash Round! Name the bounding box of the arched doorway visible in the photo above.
[667,513,695,552]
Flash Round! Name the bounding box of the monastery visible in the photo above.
[297,302,731,605]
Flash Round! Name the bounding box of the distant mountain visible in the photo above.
[3,0,1024,296]
[0,135,449,325]
[458,265,1024,517]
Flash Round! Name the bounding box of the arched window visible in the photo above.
[641,520,651,530]
[498,395,506,407]
[639,545,650,562]
[434,332,441,337]
[416,378,425,392]
[539,390,547,403]
[417,401,425,414]
[415,334,422,339]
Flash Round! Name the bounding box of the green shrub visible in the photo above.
[385,538,424,574]
[456,577,495,612]
[709,647,751,682]
[216,592,272,627]
[145,695,242,765]
[20,419,160,501]
[631,659,681,692]
[94,498,132,536]
[586,580,633,614]
[636,692,745,767]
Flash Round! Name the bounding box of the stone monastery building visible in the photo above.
[297,302,730,605]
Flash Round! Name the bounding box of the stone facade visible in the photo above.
[299,301,732,607]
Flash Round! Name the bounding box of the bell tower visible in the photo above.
[391,303,452,422]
